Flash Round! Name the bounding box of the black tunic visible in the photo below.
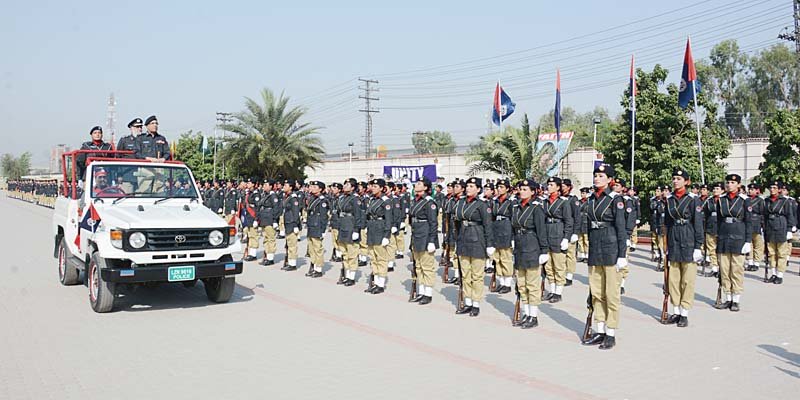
[664,192,704,263]
[511,199,547,269]
[585,189,628,266]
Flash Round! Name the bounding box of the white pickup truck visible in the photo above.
[52,150,243,312]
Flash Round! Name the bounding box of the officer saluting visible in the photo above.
[581,163,627,350]
[713,174,752,312]
[662,169,704,327]
[408,178,439,305]
[511,179,548,328]
[453,177,494,317]
[117,118,143,158]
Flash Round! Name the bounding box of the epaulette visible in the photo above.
[609,192,618,198]
[381,195,389,201]
[738,193,747,200]
[623,195,631,200]
[425,195,434,201]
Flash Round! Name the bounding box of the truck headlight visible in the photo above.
[209,230,224,246]
[129,232,147,249]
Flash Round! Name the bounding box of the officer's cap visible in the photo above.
[516,179,539,190]
[562,178,573,187]
[466,177,482,187]
[712,182,724,190]
[386,181,396,189]
[332,182,343,190]
[769,180,785,189]
[747,183,760,190]
[546,177,562,186]
[615,178,627,187]
[690,183,699,189]
[369,178,386,187]
[580,187,591,193]
[483,182,495,190]
[453,179,466,187]
[724,174,742,183]
[359,181,368,188]
[593,163,615,178]
[699,184,708,190]
[127,118,143,128]
[495,179,510,188]
[672,168,690,181]
[344,178,358,187]
[89,126,103,135]
[308,180,325,190]
[145,115,158,126]
[283,178,296,186]
[419,177,432,191]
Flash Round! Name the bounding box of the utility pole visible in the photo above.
[215,112,233,179]
[106,93,117,149]
[778,0,800,107]
[358,78,379,158]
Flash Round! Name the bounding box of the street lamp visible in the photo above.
[348,142,354,177]
[592,117,602,147]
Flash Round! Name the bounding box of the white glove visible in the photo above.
[787,232,794,241]
[352,232,359,241]
[427,243,435,253]
[252,221,258,227]
[486,247,496,256]
[692,249,703,263]
[792,226,797,233]
[741,242,751,255]
[293,227,299,234]
[570,234,578,243]
[272,223,278,229]
[626,239,631,248]
[560,239,568,251]
[636,219,640,225]
[538,254,549,265]
[511,241,515,249]
[381,237,390,246]
[391,226,398,234]
[615,257,628,272]
[218,208,223,213]
[400,222,406,229]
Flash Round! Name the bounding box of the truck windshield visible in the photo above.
[90,164,198,199]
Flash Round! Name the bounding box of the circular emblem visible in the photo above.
[322,203,327,208]
[599,166,605,171]
[626,207,632,213]
[747,206,752,212]
[431,204,436,209]
[174,235,187,243]
[294,201,299,206]
[696,206,702,212]
[273,198,278,203]
[385,205,391,210]
[487,207,492,213]
[616,201,624,209]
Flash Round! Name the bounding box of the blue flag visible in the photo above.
[554,70,561,141]
[492,83,515,126]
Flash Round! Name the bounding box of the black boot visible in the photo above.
[244,255,256,262]
[418,296,432,305]
[620,287,626,295]
[498,286,511,294]
[548,294,562,304]
[565,279,573,286]
[305,264,315,277]
[582,333,605,346]
[521,316,538,329]
[395,253,404,259]
[543,292,554,301]
[455,306,473,315]
[767,275,777,283]
[409,294,424,303]
[730,302,740,312]
[715,301,732,310]
[311,270,323,278]
[664,314,680,325]
[599,335,616,350]
[677,316,689,327]
[512,315,527,327]
[358,260,367,267]
[343,278,355,287]
[774,277,784,284]
[469,307,480,317]
[370,286,385,294]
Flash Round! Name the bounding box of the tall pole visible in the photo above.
[348,142,354,177]
[359,78,379,158]
[630,56,636,188]
[593,122,598,147]
[778,0,800,108]
[213,123,218,180]
[692,83,706,184]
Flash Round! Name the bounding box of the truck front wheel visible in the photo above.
[57,238,80,286]
[88,252,116,313]
[204,276,235,303]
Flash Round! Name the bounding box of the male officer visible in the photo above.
[133,116,170,192]
[258,179,282,265]
[241,179,260,261]
[511,179,548,328]
[305,181,329,278]
[581,164,627,350]
[764,181,797,284]
[223,179,239,221]
[77,126,113,180]
[336,178,365,286]
[662,169,704,327]
[542,177,573,303]
[117,118,143,158]
[490,179,515,294]
[364,178,393,294]
[453,177,493,317]
[713,174,752,312]
[281,179,302,271]
[408,178,439,305]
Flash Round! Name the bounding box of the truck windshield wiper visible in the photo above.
[112,192,143,205]
[154,196,196,205]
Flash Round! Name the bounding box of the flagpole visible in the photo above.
[213,125,217,180]
[498,80,502,134]
[692,82,705,184]
[630,55,636,188]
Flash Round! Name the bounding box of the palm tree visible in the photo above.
[465,125,561,182]
[219,89,324,179]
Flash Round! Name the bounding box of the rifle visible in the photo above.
[440,213,450,267]
[582,289,594,342]
[512,274,521,325]
[714,264,723,307]
[660,228,670,323]
[409,250,418,301]
[763,236,770,282]
[282,233,289,269]
[489,259,497,292]
[454,220,465,310]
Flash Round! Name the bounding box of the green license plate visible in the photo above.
[168,266,195,282]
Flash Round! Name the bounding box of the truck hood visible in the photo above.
[96,201,228,230]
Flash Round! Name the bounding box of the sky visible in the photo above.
[0,0,792,166]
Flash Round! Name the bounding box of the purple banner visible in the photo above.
[383,165,437,182]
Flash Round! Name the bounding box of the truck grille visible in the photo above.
[124,229,225,252]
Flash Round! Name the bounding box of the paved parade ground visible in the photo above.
[1,195,799,400]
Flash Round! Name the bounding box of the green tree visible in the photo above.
[411,130,456,154]
[219,88,324,180]
[466,125,561,182]
[1,152,32,179]
[173,130,217,181]
[538,106,612,148]
[599,64,729,220]
[753,109,800,196]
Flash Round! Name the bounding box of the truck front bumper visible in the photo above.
[100,259,243,283]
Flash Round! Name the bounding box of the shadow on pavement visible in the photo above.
[540,304,587,339]
[114,281,255,312]
[757,344,800,379]
[622,295,662,322]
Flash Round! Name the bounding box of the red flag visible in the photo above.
[493,82,501,121]
[629,55,637,97]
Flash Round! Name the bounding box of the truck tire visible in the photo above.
[57,238,80,286]
[204,276,235,303]
[88,252,116,313]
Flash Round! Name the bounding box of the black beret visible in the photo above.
[309,180,325,190]
[89,125,103,135]
[580,187,591,193]
[546,177,562,186]
[724,174,741,183]
[284,178,296,186]
[369,178,386,187]
[690,183,699,189]
[747,183,760,190]
[483,182,495,190]
[672,168,690,181]
[593,163,615,177]
[127,118,143,128]
[699,184,708,189]
[359,181,368,188]
[466,177,482,187]
[344,178,358,187]
[453,179,466,187]
[446,182,454,188]
[712,182,724,190]
[562,178,573,186]
[517,179,539,190]
[386,181,396,189]
[332,182,343,190]
[769,180,785,189]
[495,179,510,188]
[419,177,432,190]
[615,178,626,187]
[145,115,158,125]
